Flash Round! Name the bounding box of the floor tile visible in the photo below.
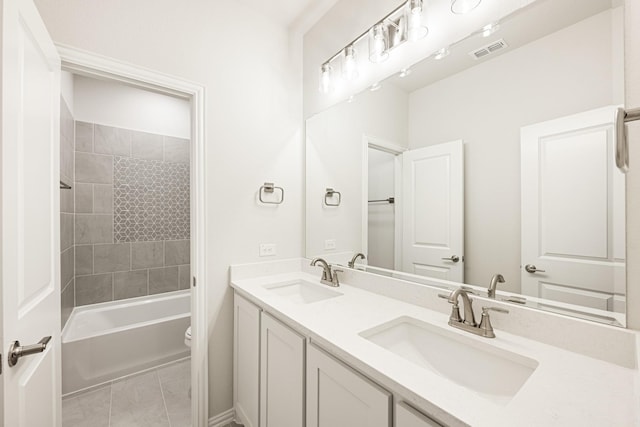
[62,385,111,427]
[110,371,170,427]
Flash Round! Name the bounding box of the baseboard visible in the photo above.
[208,408,235,427]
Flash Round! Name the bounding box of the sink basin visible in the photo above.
[264,280,342,304]
[360,316,538,404]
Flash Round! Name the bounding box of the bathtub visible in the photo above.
[62,290,190,395]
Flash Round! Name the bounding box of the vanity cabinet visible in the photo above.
[260,312,305,427]
[233,294,261,427]
[306,343,392,427]
[396,402,444,427]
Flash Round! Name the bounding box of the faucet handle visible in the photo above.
[479,306,509,338]
[438,293,450,300]
[482,306,509,314]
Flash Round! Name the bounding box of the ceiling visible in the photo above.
[238,0,340,30]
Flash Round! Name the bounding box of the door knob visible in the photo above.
[8,336,51,367]
[524,264,546,273]
[441,255,460,263]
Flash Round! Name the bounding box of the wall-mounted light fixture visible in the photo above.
[319,0,483,94]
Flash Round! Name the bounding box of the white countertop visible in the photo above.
[230,268,640,427]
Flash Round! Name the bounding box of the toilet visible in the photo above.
[185,326,192,348]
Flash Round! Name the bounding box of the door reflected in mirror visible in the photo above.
[305,0,626,326]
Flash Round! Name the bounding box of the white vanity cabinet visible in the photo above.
[233,294,261,427]
[306,343,392,427]
[260,312,305,427]
[396,402,444,427]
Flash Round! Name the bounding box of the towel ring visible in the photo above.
[324,188,341,207]
[259,182,284,205]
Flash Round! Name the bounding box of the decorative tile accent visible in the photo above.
[114,156,189,242]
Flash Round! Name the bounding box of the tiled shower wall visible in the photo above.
[61,98,75,328]
[73,121,191,306]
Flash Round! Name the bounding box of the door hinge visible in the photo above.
[1,353,3,374]
[192,277,196,287]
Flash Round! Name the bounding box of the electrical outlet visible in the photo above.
[259,243,276,257]
[324,239,336,250]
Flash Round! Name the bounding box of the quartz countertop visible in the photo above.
[230,268,640,427]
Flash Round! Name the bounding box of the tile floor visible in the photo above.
[63,358,191,427]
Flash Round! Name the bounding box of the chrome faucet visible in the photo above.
[488,274,505,298]
[310,258,342,287]
[348,253,366,268]
[439,287,509,338]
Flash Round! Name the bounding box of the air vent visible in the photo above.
[469,39,508,60]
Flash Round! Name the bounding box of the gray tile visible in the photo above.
[149,267,179,295]
[163,136,190,164]
[61,384,111,427]
[61,213,74,252]
[131,241,164,270]
[75,122,94,153]
[178,264,190,290]
[61,135,75,182]
[94,243,130,273]
[75,214,113,244]
[111,371,170,427]
[131,131,163,161]
[61,279,74,330]
[75,152,113,184]
[165,240,190,266]
[95,124,131,157]
[60,176,74,213]
[114,270,148,300]
[76,274,113,306]
[61,247,74,288]
[158,360,191,427]
[75,245,93,276]
[75,183,93,213]
[94,184,113,213]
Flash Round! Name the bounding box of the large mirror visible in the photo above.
[306,0,626,326]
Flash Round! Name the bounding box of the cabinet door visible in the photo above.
[396,402,443,427]
[260,313,305,427]
[307,344,391,427]
[234,293,261,427]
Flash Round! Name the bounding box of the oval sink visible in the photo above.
[264,280,343,304]
[360,316,538,404]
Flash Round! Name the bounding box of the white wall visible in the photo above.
[73,75,191,138]
[60,70,74,114]
[34,0,304,417]
[407,9,622,293]
[306,83,408,261]
[367,148,395,269]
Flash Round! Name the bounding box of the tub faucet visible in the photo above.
[488,274,505,298]
[348,253,366,268]
[310,258,341,287]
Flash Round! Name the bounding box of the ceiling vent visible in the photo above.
[469,39,508,60]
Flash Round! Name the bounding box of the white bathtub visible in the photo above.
[62,290,190,395]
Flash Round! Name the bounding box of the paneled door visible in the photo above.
[401,140,464,281]
[1,0,62,425]
[521,106,625,311]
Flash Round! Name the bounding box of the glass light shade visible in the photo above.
[319,63,333,94]
[342,45,359,81]
[369,24,389,63]
[451,0,481,14]
[407,0,428,41]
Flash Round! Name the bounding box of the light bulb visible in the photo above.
[407,0,428,41]
[434,47,450,60]
[342,45,359,81]
[451,0,481,14]
[370,82,382,91]
[319,63,333,94]
[399,68,412,78]
[369,24,389,63]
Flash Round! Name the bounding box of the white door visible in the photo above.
[260,313,304,427]
[521,106,625,312]
[307,343,391,427]
[401,140,464,281]
[1,0,62,424]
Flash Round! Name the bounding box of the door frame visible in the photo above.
[56,45,209,425]
[361,135,406,270]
